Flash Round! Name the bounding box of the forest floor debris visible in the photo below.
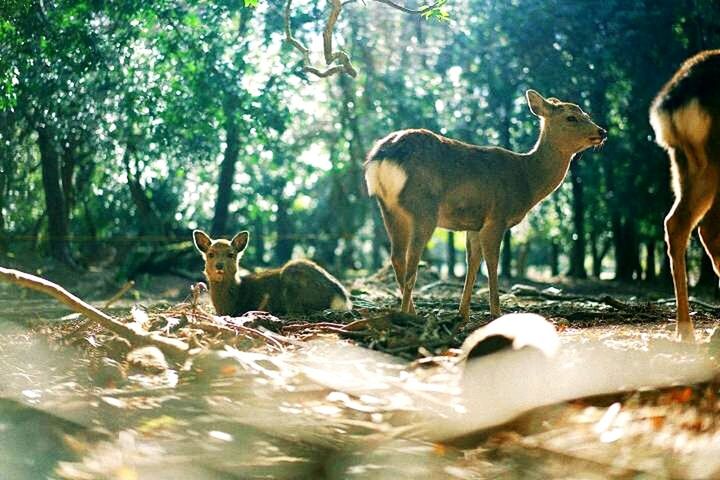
[1,265,719,479]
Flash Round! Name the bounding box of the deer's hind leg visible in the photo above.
[400,212,437,315]
[459,231,483,321]
[377,200,415,313]
[665,149,717,342]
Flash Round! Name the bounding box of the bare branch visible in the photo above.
[0,267,189,362]
[343,0,444,14]
[284,0,357,78]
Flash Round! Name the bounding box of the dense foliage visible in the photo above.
[1,0,719,287]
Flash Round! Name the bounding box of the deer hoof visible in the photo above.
[676,323,696,343]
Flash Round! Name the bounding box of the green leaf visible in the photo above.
[420,0,449,21]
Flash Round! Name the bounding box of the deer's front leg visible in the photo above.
[479,224,506,318]
[459,231,483,320]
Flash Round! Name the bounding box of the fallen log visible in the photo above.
[0,267,189,362]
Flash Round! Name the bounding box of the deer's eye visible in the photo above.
[227,252,234,258]
[566,115,578,123]
[208,253,215,259]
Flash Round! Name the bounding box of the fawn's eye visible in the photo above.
[227,252,234,258]
[208,253,215,259]
[566,115,578,123]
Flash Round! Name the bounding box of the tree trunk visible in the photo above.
[37,127,74,265]
[589,228,598,277]
[372,208,385,271]
[615,222,641,281]
[568,161,587,278]
[61,142,77,214]
[0,114,9,253]
[211,93,241,237]
[447,231,457,278]
[697,248,718,294]
[123,147,164,236]
[500,229,512,279]
[550,240,560,277]
[274,196,294,264]
[645,239,657,282]
[253,216,266,266]
[515,244,529,278]
[659,248,672,286]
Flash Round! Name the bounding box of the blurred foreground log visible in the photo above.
[0,267,189,362]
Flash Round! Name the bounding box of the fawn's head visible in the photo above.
[193,230,249,283]
[526,89,607,153]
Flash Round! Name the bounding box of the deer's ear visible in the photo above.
[193,230,212,253]
[231,231,249,253]
[526,89,554,117]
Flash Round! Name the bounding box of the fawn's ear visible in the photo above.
[526,89,554,117]
[193,230,212,254]
[231,231,250,253]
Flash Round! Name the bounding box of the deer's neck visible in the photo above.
[208,276,242,316]
[524,124,576,206]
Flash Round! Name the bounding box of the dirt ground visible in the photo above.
[1,261,719,479]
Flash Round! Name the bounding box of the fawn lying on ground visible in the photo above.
[365,89,606,320]
[650,49,720,342]
[193,230,352,316]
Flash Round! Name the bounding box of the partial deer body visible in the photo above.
[650,49,720,342]
[193,230,352,316]
[365,90,606,320]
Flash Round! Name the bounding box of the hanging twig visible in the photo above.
[0,267,189,362]
[284,0,445,78]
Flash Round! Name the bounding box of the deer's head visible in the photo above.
[193,230,249,283]
[526,89,607,153]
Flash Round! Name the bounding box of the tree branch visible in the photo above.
[286,0,444,78]
[285,0,357,78]
[0,267,189,362]
[343,0,444,14]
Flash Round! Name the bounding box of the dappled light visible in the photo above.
[2,0,720,478]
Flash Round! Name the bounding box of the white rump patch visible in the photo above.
[650,108,674,149]
[330,295,352,311]
[651,98,712,149]
[673,99,712,147]
[364,160,408,206]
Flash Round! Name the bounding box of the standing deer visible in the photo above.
[650,49,720,342]
[365,90,606,320]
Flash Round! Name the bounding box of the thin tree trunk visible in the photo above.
[516,244,529,278]
[372,208,385,271]
[660,248,672,286]
[697,248,718,293]
[61,141,76,214]
[0,111,9,252]
[211,93,240,237]
[550,240,560,277]
[274,196,294,264]
[447,231,457,278]
[568,161,587,278]
[37,127,74,265]
[501,229,512,279]
[253,216,266,266]
[123,147,163,236]
[645,239,657,282]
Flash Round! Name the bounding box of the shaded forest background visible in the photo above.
[1,0,719,290]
